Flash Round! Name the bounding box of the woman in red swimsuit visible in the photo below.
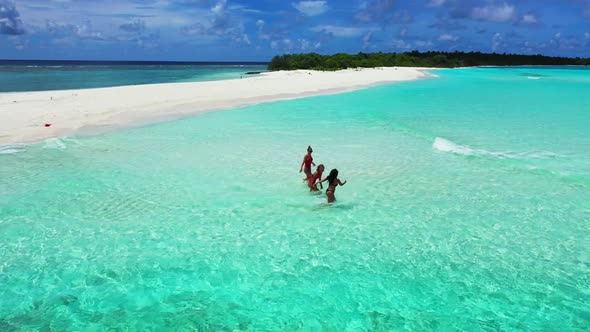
[308,164,325,192]
[299,146,315,181]
[319,169,347,203]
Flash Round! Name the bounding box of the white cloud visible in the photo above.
[521,14,537,24]
[311,25,367,37]
[354,0,395,23]
[293,1,328,16]
[118,32,160,49]
[414,40,433,48]
[120,19,145,33]
[472,4,515,23]
[270,39,280,49]
[300,38,310,50]
[239,33,250,45]
[211,0,227,15]
[439,33,459,41]
[255,19,271,40]
[9,35,26,49]
[392,38,433,51]
[17,0,201,33]
[362,31,373,49]
[522,40,546,52]
[392,39,410,50]
[428,0,445,7]
[547,32,581,50]
[181,0,251,45]
[227,4,265,14]
[46,20,105,40]
[549,32,561,48]
[492,32,504,51]
[270,38,319,51]
[0,0,26,35]
[73,20,104,40]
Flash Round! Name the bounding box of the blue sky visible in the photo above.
[1,0,590,61]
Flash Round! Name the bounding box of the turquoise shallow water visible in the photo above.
[0,67,589,330]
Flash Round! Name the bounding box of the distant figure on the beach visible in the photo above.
[320,169,347,203]
[299,146,315,181]
[308,164,325,192]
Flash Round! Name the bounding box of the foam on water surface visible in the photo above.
[433,137,564,160]
[42,137,83,150]
[0,145,23,154]
[433,137,478,155]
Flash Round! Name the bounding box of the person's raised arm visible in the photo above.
[338,179,347,186]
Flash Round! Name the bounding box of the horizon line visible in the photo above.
[0,59,270,64]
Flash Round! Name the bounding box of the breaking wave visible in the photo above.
[432,137,563,160]
[43,137,82,150]
[0,145,23,155]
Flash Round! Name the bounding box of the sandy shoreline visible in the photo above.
[0,67,434,145]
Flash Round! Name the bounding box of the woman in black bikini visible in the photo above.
[320,169,347,203]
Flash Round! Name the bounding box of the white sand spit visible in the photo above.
[0,67,433,145]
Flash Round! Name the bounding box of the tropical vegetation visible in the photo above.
[268,51,590,70]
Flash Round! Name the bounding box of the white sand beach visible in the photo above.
[0,67,433,145]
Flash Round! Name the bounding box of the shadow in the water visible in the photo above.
[312,201,356,211]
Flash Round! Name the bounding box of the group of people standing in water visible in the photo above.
[299,146,346,203]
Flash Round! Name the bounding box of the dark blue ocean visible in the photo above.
[0,60,268,93]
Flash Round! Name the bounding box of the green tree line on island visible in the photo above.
[267,51,590,70]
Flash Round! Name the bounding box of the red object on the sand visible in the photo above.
[44,123,52,127]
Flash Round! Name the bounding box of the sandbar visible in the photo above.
[0,67,434,145]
